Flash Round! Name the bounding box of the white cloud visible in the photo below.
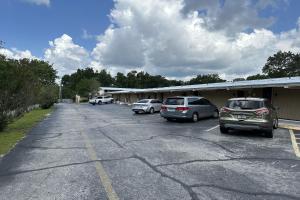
[44,34,90,77]
[22,0,50,6]
[0,48,38,60]
[90,0,300,80]
[4,0,300,81]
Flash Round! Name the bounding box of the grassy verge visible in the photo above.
[0,108,53,155]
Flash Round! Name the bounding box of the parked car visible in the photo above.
[219,97,278,138]
[89,96,114,105]
[132,99,162,114]
[160,96,219,122]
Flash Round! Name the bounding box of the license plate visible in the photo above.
[236,115,247,119]
[168,108,175,112]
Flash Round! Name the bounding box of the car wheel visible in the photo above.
[265,129,273,138]
[273,118,278,129]
[166,118,173,122]
[220,125,228,134]
[192,113,198,122]
[134,111,139,114]
[149,107,154,114]
[213,110,219,118]
[98,101,102,105]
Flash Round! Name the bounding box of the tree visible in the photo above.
[233,78,245,82]
[0,55,58,131]
[246,74,268,80]
[115,72,127,87]
[38,85,59,109]
[188,74,225,85]
[76,79,100,97]
[97,69,113,87]
[262,51,300,78]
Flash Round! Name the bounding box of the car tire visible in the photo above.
[192,112,198,122]
[273,118,278,129]
[166,118,173,122]
[265,129,273,138]
[213,110,219,118]
[98,101,102,105]
[149,107,154,114]
[220,125,228,134]
[134,111,139,114]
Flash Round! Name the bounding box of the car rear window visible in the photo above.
[226,100,264,110]
[165,98,184,105]
[137,100,149,103]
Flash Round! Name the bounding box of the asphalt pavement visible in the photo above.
[0,103,299,200]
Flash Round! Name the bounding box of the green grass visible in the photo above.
[0,108,53,155]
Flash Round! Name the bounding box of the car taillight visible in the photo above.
[161,105,167,110]
[176,107,190,111]
[255,108,269,115]
[220,107,230,113]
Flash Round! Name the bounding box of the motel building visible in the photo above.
[100,76,300,120]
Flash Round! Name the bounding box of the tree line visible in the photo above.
[62,51,300,99]
[61,69,227,98]
[0,55,58,131]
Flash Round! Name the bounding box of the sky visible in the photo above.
[0,0,300,80]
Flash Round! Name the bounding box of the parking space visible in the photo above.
[0,103,299,200]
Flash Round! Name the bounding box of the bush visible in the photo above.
[38,85,58,109]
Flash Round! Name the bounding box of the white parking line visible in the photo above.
[206,125,220,132]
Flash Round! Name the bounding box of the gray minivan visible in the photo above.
[160,96,219,122]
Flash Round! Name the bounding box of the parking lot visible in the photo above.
[0,103,299,200]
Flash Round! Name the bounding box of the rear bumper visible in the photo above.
[160,111,192,119]
[219,118,272,131]
[132,107,149,113]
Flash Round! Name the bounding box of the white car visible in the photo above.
[89,96,114,105]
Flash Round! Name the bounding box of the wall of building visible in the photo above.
[272,87,300,120]
[111,87,300,120]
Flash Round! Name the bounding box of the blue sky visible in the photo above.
[0,0,300,79]
[0,0,113,57]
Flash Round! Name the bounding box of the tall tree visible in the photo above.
[262,51,300,78]
[188,74,225,85]
[246,74,268,80]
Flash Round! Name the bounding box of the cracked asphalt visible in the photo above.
[0,103,299,200]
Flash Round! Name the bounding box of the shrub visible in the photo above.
[38,85,58,109]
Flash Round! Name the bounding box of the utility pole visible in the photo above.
[59,80,62,103]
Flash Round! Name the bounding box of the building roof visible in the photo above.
[104,76,300,94]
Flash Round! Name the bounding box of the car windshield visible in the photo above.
[165,98,184,105]
[137,100,149,103]
[226,100,264,110]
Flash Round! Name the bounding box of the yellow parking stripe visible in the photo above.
[289,130,300,158]
[81,131,119,200]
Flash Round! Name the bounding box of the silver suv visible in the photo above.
[132,99,162,114]
[160,96,219,122]
[219,97,278,138]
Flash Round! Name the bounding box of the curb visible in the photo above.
[279,124,300,131]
